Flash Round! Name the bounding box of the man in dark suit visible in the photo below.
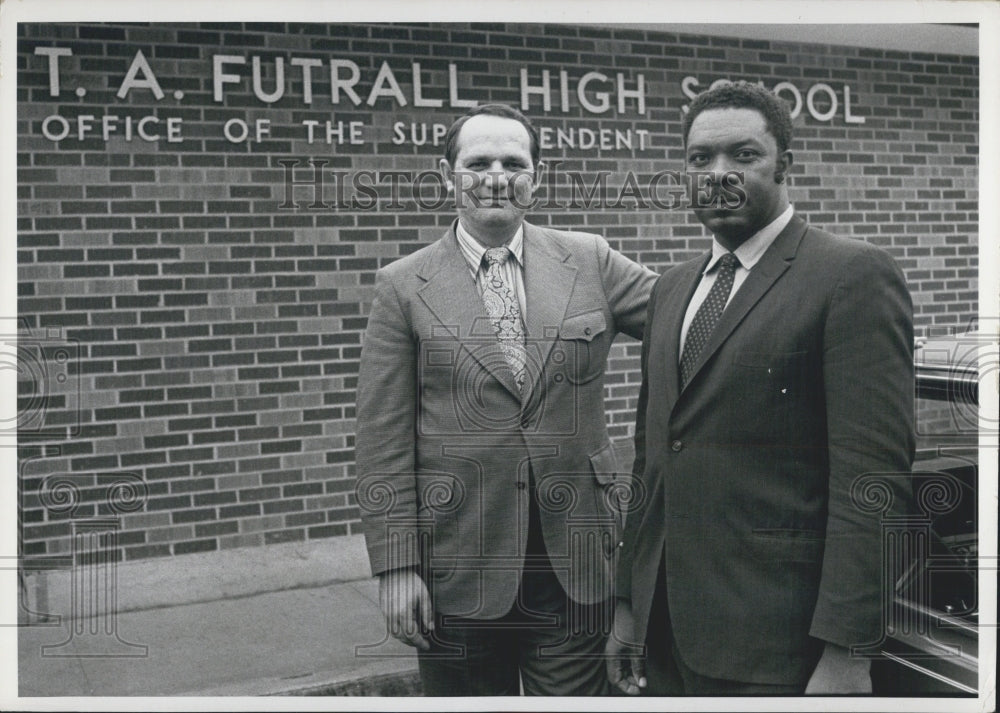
[355,104,656,695]
[607,81,915,695]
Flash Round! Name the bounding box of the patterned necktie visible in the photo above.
[481,247,527,394]
[680,252,740,387]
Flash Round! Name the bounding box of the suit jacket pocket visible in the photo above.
[734,350,808,371]
[589,440,619,485]
[732,351,816,441]
[749,528,825,563]
[558,310,608,383]
[559,310,607,342]
[590,441,623,541]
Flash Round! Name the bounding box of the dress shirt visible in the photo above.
[456,220,528,320]
[679,205,794,356]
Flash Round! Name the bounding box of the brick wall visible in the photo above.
[16,22,979,566]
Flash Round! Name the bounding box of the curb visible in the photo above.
[279,669,422,697]
[22,536,373,618]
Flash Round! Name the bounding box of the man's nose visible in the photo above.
[486,165,509,188]
[705,155,732,179]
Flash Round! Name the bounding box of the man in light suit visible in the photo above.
[607,82,915,695]
[355,104,656,695]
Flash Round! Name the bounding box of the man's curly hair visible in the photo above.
[682,81,793,154]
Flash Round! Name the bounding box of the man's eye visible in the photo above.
[735,150,758,161]
[687,154,708,164]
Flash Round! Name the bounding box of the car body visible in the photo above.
[870,330,990,695]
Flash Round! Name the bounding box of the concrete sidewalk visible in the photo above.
[18,577,420,697]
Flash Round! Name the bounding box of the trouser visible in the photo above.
[417,475,611,696]
[643,557,806,696]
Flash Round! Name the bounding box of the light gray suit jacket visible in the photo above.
[355,221,656,619]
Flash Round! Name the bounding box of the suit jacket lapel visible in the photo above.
[682,215,808,390]
[522,222,577,396]
[662,255,711,407]
[416,225,522,401]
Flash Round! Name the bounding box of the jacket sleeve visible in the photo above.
[809,245,916,647]
[354,269,421,576]
[595,235,658,340]
[615,273,661,602]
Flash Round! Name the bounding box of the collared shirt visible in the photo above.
[455,220,528,319]
[679,205,794,356]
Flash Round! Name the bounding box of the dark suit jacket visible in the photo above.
[356,221,656,619]
[618,214,915,684]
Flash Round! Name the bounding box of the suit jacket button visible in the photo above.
[516,481,526,490]
[671,440,683,452]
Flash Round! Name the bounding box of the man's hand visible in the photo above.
[605,600,647,695]
[805,642,872,694]
[379,567,433,651]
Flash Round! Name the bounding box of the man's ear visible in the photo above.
[532,161,547,193]
[439,158,454,191]
[775,150,793,184]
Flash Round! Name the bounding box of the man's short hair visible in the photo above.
[683,81,793,154]
[443,104,541,167]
